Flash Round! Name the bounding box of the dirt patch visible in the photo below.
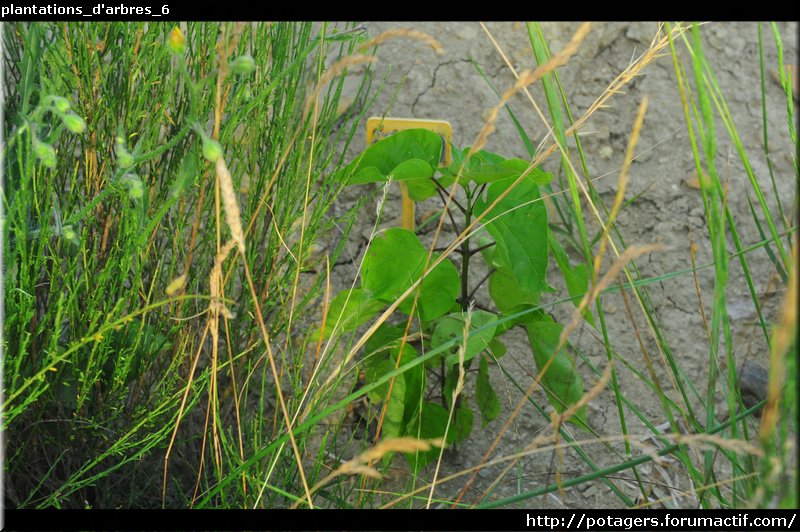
[322,22,796,508]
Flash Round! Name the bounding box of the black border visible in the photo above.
[5,508,800,531]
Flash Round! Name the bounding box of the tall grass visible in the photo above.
[3,21,375,508]
[450,21,796,510]
[465,21,796,509]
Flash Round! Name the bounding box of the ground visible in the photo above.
[319,22,797,508]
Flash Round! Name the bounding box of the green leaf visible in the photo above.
[398,257,459,322]
[476,356,500,428]
[488,337,506,359]
[487,265,541,333]
[390,158,434,180]
[548,230,595,326]
[363,229,421,300]
[364,323,405,356]
[364,357,406,439]
[345,129,443,186]
[403,401,449,473]
[430,310,496,367]
[391,158,438,201]
[313,288,384,340]
[524,313,588,430]
[488,266,541,313]
[390,343,425,428]
[363,228,459,321]
[440,147,553,186]
[474,175,550,295]
[452,404,473,444]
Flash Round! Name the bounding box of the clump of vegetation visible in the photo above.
[3,21,376,508]
[318,127,592,475]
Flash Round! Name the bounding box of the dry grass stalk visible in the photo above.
[558,243,663,352]
[470,22,591,156]
[672,433,763,458]
[290,437,445,508]
[554,361,613,431]
[453,243,661,506]
[426,306,472,507]
[209,239,238,319]
[760,238,797,442]
[567,23,686,139]
[302,54,377,121]
[332,24,594,403]
[215,158,246,255]
[592,96,648,281]
[358,28,444,55]
[477,361,615,503]
[380,423,762,510]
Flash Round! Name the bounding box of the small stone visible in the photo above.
[739,362,769,411]
[456,25,478,41]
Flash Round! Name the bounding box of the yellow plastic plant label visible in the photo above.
[366,117,452,231]
[366,117,452,165]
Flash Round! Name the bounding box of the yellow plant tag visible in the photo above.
[366,117,452,165]
[365,117,452,231]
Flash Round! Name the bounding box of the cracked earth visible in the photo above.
[321,22,797,508]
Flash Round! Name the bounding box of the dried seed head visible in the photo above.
[209,239,238,318]
[215,157,245,254]
[358,29,444,55]
[165,273,188,297]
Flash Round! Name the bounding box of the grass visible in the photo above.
[3,21,376,508]
[3,21,797,510]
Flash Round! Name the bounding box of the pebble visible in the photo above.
[739,361,769,410]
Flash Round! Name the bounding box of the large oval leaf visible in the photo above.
[403,401,471,473]
[403,402,448,473]
[488,266,541,313]
[345,129,443,185]
[548,229,595,327]
[524,313,588,430]
[474,175,549,295]
[362,228,459,322]
[390,343,425,428]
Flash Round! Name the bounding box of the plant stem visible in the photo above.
[433,179,466,213]
[467,241,495,257]
[467,268,495,301]
[460,188,473,311]
[434,185,462,235]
